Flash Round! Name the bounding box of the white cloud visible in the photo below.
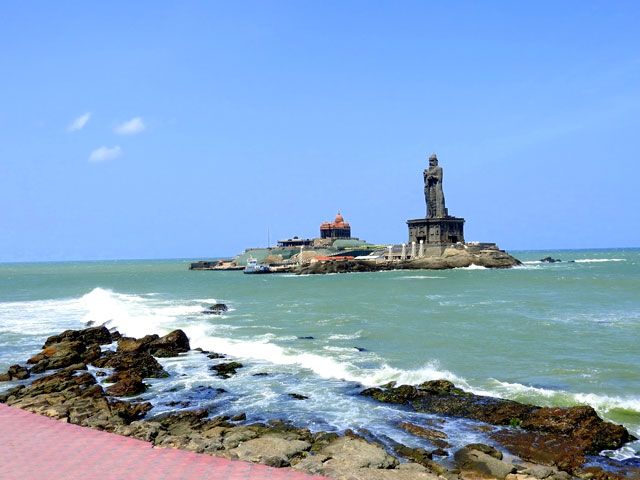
[67,112,91,132]
[114,117,145,135]
[89,146,122,163]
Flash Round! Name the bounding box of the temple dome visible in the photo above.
[334,212,344,224]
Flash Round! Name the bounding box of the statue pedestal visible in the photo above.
[407,217,465,250]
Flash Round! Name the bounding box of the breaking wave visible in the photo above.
[575,258,626,263]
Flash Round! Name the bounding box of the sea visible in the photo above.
[1,248,639,464]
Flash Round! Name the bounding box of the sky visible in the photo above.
[1,1,639,262]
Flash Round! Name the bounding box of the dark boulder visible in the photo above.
[117,330,190,358]
[0,364,30,381]
[27,340,87,371]
[288,393,309,400]
[540,256,562,263]
[362,380,535,425]
[202,303,228,315]
[106,377,147,397]
[43,326,112,347]
[117,335,159,354]
[148,330,190,357]
[210,361,243,378]
[93,351,168,378]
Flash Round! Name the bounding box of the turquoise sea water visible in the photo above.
[1,248,639,461]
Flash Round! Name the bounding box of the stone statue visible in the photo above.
[424,153,448,218]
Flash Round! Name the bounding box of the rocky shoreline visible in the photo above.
[1,326,638,480]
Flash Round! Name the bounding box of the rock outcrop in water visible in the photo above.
[362,380,637,478]
[1,326,639,480]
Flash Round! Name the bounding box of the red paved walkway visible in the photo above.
[0,404,326,480]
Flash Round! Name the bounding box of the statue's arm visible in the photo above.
[426,167,442,182]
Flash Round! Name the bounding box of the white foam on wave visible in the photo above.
[456,264,487,270]
[0,297,85,335]
[574,258,626,263]
[328,331,362,340]
[397,275,446,280]
[490,379,640,431]
[183,323,464,388]
[78,288,198,338]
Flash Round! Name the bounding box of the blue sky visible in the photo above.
[1,2,639,261]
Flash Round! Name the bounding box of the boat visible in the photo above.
[243,257,272,274]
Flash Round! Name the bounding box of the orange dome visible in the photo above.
[334,212,344,224]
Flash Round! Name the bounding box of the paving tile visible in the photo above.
[0,404,326,480]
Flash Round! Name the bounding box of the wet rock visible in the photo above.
[364,380,634,475]
[117,335,159,354]
[148,330,190,357]
[540,257,561,263]
[210,361,243,378]
[252,372,269,377]
[116,330,190,358]
[231,413,246,422]
[93,351,168,378]
[354,346,368,352]
[105,377,147,397]
[297,336,315,340]
[27,340,86,371]
[363,379,534,425]
[201,303,228,315]
[399,422,450,449]
[491,406,635,473]
[520,405,633,453]
[454,444,516,479]
[207,352,225,359]
[43,326,112,348]
[0,364,30,381]
[288,393,309,400]
[82,344,102,364]
[393,444,433,466]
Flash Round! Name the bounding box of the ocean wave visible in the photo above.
[456,264,488,270]
[574,258,626,263]
[184,327,463,388]
[328,331,363,340]
[396,275,446,279]
[489,380,640,423]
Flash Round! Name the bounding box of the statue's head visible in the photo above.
[428,153,438,166]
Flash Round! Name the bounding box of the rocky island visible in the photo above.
[191,154,521,274]
[2,325,637,480]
